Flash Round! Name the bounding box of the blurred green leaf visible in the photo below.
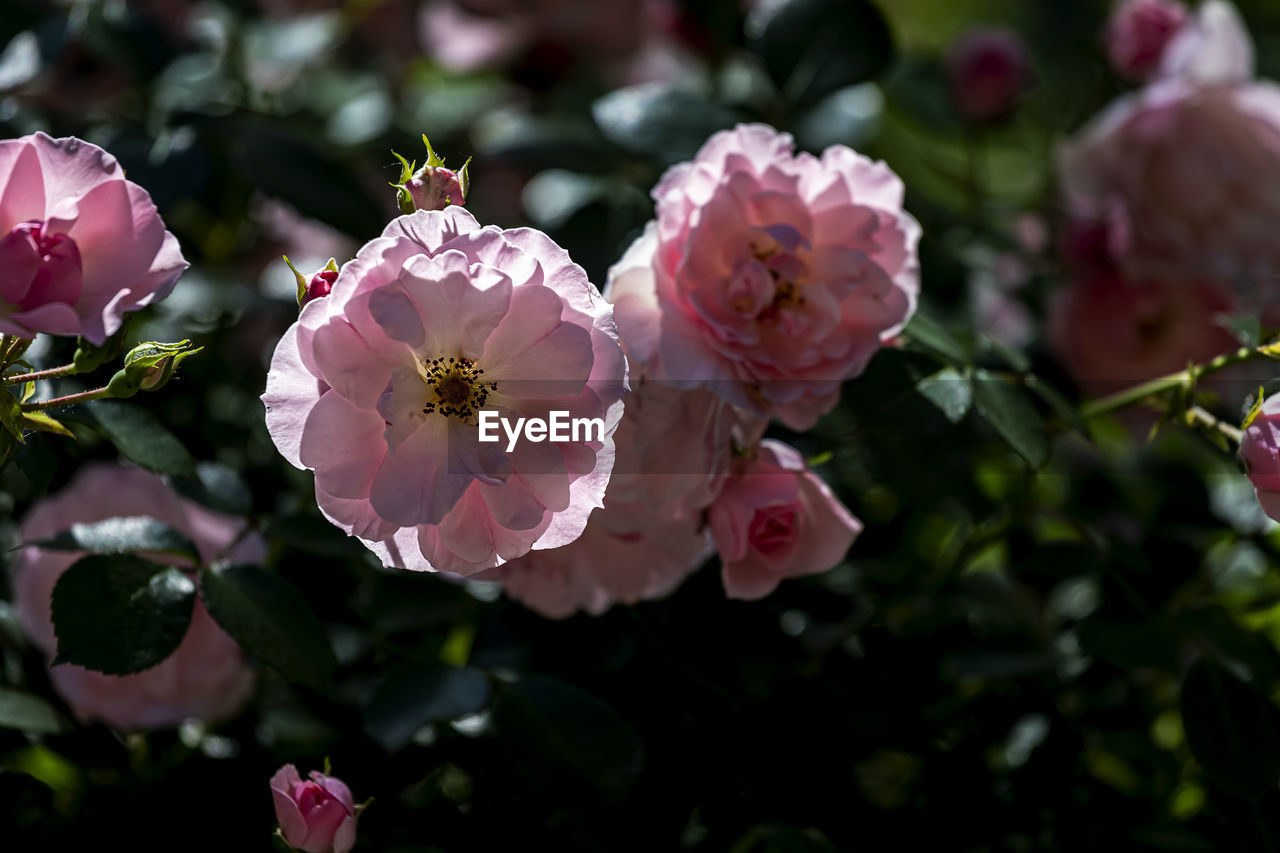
[747,0,894,108]
[29,516,200,564]
[50,555,195,676]
[198,564,336,691]
[173,462,253,516]
[0,687,68,735]
[593,83,741,166]
[493,677,644,804]
[364,666,490,752]
[1180,658,1280,801]
[972,370,1048,467]
[902,309,971,365]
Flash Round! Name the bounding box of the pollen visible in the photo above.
[418,356,498,420]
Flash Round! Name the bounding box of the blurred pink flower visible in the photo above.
[12,465,260,731]
[1158,0,1253,86]
[271,764,357,853]
[1106,0,1188,82]
[709,440,861,600]
[477,498,710,618]
[1242,395,1280,522]
[945,28,1031,122]
[619,124,920,430]
[262,208,627,575]
[1048,272,1238,395]
[0,132,187,344]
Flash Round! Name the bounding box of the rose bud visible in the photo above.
[271,764,358,853]
[285,256,340,308]
[1105,0,1188,82]
[392,135,469,214]
[1241,394,1280,522]
[945,28,1031,123]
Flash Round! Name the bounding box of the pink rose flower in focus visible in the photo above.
[271,764,358,853]
[709,440,862,600]
[12,465,260,730]
[621,124,920,430]
[945,28,1031,122]
[1048,272,1238,396]
[0,132,187,344]
[262,207,627,575]
[1106,0,1188,82]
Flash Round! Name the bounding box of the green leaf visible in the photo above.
[29,516,200,564]
[916,366,972,423]
[901,309,971,365]
[592,83,741,166]
[1180,658,1280,800]
[493,677,644,803]
[20,410,74,438]
[0,687,68,735]
[173,462,253,516]
[972,370,1049,468]
[197,564,336,691]
[747,0,894,108]
[51,555,196,676]
[364,666,491,752]
[85,399,196,477]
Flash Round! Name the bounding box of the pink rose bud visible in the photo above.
[405,165,465,212]
[1105,0,1188,82]
[945,28,1030,123]
[1242,395,1280,522]
[271,764,358,853]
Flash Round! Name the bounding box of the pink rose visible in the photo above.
[1157,0,1253,86]
[271,765,358,853]
[708,440,861,600]
[1105,0,1188,82]
[1048,272,1238,396]
[944,28,1031,122]
[12,465,260,730]
[621,124,920,430]
[262,207,627,575]
[478,498,710,618]
[1243,396,1280,522]
[0,132,187,344]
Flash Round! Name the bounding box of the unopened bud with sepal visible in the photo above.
[105,340,203,398]
[391,135,470,214]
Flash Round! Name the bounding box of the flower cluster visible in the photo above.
[1052,0,1273,394]
[477,124,916,617]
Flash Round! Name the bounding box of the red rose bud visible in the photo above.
[945,28,1031,123]
[285,256,340,308]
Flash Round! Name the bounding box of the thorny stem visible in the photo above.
[21,386,110,412]
[1080,346,1265,421]
[3,362,78,384]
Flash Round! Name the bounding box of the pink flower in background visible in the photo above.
[1048,272,1238,396]
[0,132,187,344]
[1106,0,1188,82]
[271,765,358,853]
[263,207,627,575]
[945,28,1031,122]
[478,499,710,618]
[709,440,861,600]
[1060,2,1278,302]
[12,465,260,731]
[623,124,920,430]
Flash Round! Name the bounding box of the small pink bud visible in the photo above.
[270,764,358,853]
[405,164,465,212]
[1243,395,1280,522]
[945,28,1030,123]
[1105,0,1189,82]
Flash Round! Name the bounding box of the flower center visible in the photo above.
[420,356,497,420]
